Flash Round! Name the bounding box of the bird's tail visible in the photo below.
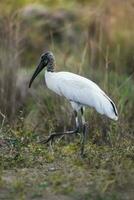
[103,94,118,121]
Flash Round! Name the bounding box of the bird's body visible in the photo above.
[45,70,118,120]
[29,51,118,156]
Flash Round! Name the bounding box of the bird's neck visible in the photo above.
[47,61,55,72]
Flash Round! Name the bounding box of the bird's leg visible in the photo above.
[40,111,80,144]
[80,107,87,157]
[74,110,81,137]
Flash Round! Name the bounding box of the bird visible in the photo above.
[29,51,118,156]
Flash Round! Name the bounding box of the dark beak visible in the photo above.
[29,60,47,88]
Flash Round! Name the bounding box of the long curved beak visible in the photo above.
[29,61,46,88]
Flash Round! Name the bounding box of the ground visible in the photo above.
[0,130,134,200]
[0,0,134,199]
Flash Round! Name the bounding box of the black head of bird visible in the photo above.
[29,51,55,88]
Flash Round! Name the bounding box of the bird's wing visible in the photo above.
[57,72,118,120]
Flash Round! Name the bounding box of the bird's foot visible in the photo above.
[80,151,87,158]
[39,132,63,145]
[39,128,79,145]
[76,150,87,159]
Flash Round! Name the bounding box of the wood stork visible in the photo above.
[29,51,118,156]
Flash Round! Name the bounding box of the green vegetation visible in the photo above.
[0,0,134,199]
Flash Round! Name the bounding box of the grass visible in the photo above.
[0,122,134,199]
[0,0,134,199]
[0,71,134,199]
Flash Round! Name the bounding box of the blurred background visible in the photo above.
[0,0,134,128]
[0,0,134,199]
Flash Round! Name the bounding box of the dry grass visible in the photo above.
[0,0,134,199]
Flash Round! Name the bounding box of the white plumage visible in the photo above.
[45,71,118,121]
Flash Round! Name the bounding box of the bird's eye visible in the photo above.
[41,56,44,60]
